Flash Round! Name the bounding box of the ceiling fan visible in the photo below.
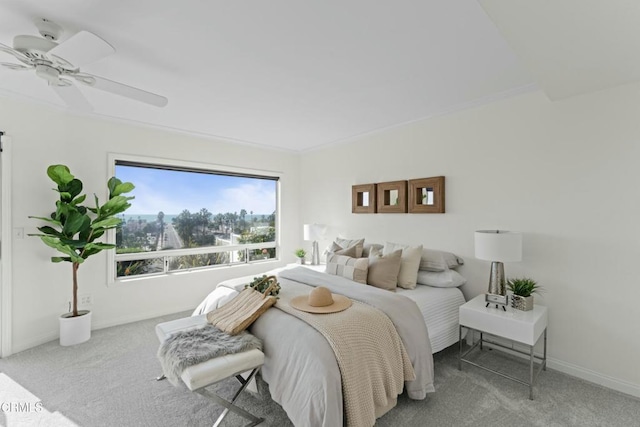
[0,18,168,109]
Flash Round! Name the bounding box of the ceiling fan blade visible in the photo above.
[73,73,168,107]
[1,62,31,70]
[48,31,115,68]
[0,42,30,64]
[51,82,93,111]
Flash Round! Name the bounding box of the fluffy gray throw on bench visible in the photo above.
[158,324,262,386]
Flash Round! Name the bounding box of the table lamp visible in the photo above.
[303,224,326,265]
[474,230,522,310]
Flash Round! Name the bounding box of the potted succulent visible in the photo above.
[29,164,134,346]
[507,277,540,311]
[294,248,307,264]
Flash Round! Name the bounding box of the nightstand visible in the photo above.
[458,294,547,399]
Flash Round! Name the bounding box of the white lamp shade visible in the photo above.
[474,230,522,262]
[303,224,325,241]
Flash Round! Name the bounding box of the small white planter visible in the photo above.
[59,310,92,346]
[297,257,306,265]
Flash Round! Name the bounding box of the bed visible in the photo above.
[193,257,467,426]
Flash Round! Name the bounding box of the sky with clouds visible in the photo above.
[115,165,276,216]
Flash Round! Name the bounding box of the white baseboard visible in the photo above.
[90,305,196,331]
[547,357,640,399]
[475,337,640,399]
[9,305,195,355]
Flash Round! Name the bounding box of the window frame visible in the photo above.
[107,153,282,284]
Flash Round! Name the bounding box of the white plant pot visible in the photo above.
[59,310,92,346]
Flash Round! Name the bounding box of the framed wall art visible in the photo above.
[408,176,445,213]
[352,183,377,213]
[376,180,407,213]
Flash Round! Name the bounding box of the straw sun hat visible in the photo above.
[289,286,352,314]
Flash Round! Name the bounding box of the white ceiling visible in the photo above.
[0,1,636,151]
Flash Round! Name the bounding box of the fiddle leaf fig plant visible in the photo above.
[29,164,135,317]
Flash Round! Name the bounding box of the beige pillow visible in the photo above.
[335,237,364,258]
[383,242,423,289]
[326,253,368,284]
[367,249,402,291]
[328,241,358,258]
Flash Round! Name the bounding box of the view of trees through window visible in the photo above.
[114,161,278,278]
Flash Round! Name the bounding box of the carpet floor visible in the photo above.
[1,311,638,427]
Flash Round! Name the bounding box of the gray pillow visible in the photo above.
[367,249,402,291]
[326,253,368,284]
[362,243,383,258]
[419,248,464,272]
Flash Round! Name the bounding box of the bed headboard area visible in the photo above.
[325,238,466,292]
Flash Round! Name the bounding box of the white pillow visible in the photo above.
[416,269,467,288]
[383,242,423,289]
[326,253,369,284]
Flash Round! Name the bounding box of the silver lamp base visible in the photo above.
[485,261,507,310]
[311,241,320,265]
[488,261,506,295]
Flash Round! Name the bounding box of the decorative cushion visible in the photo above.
[419,249,464,272]
[328,241,358,258]
[362,243,383,258]
[367,249,402,291]
[383,242,423,289]
[416,269,467,288]
[326,253,369,284]
[335,237,365,258]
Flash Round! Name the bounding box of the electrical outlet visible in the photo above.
[79,294,93,306]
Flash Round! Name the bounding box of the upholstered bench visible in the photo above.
[156,315,265,427]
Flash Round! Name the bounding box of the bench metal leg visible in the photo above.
[195,367,264,427]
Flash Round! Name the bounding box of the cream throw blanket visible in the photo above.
[276,280,416,427]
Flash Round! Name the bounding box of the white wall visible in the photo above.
[0,98,300,354]
[299,84,640,397]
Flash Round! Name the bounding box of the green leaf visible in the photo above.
[36,226,64,237]
[41,236,84,263]
[85,242,115,251]
[51,257,70,263]
[91,217,122,230]
[108,177,135,197]
[62,179,83,199]
[71,194,87,206]
[29,215,62,226]
[99,196,133,216]
[47,165,74,186]
[62,211,89,236]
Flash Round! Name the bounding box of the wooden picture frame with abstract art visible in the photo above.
[376,180,407,213]
[408,176,445,213]
[352,183,377,213]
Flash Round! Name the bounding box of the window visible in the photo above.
[112,158,279,280]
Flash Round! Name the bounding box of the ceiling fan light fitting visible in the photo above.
[35,64,61,83]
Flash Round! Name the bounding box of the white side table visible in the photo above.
[458,294,547,399]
